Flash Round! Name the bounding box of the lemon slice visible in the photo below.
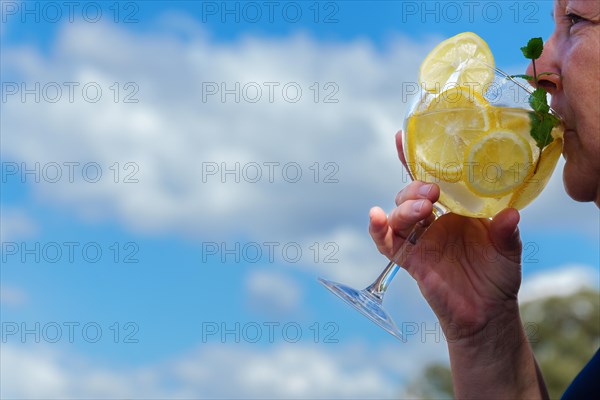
[509,138,563,209]
[405,86,490,181]
[419,32,495,92]
[464,130,534,197]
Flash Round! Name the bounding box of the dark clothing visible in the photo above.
[562,349,600,399]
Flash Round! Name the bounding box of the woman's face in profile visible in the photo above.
[529,0,600,205]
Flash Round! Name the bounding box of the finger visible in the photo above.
[388,198,434,240]
[395,181,440,206]
[369,206,388,240]
[490,208,522,263]
[369,206,393,254]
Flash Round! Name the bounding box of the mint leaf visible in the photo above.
[510,74,534,81]
[529,88,550,114]
[529,112,556,149]
[521,37,543,60]
[516,37,559,172]
[548,113,560,127]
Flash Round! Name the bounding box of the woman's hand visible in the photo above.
[370,131,548,399]
[369,131,523,340]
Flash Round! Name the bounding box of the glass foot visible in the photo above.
[318,277,403,340]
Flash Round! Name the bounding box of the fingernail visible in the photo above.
[418,184,433,197]
[412,199,425,213]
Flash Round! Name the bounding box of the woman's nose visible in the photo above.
[525,38,561,95]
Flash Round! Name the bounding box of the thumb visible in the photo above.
[490,208,522,263]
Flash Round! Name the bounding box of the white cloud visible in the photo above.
[245,269,302,316]
[0,284,28,307]
[0,341,448,399]
[2,15,596,248]
[0,207,38,241]
[1,345,144,399]
[0,19,434,241]
[301,226,391,287]
[519,264,600,304]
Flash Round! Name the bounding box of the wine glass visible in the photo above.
[318,59,564,340]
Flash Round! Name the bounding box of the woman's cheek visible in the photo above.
[563,39,597,120]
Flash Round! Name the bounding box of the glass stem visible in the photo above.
[365,261,399,301]
[365,204,446,301]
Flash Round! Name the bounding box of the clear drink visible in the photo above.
[318,32,564,340]
[404,102,564,217]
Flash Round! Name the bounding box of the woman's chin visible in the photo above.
[562,162,597,204]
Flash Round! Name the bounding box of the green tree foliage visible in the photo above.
[406,289,600,399]
[405,363,454,399]
[522,289,600,398]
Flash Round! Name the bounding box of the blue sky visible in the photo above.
[1,0,599,398]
